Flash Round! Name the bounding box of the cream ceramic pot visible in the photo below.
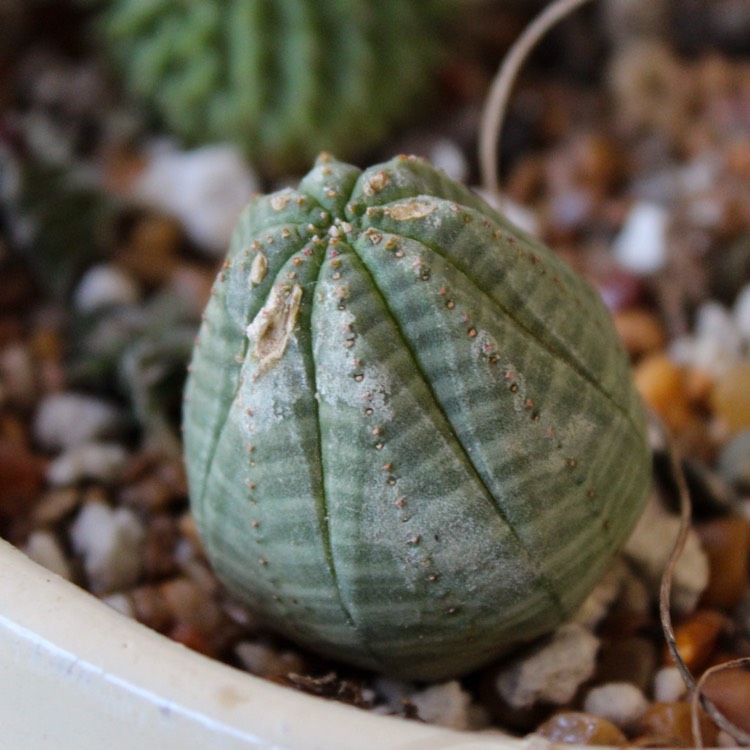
[0,538,548,750]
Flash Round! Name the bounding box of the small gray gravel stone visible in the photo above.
[73,263,141,313]
[623,491,709,614]
[24,530,73,580]
[494,624,600,710]
[34,392,124,451]
[410,681,475,730]
[46,442,129,486]
[582,682,649,731]
[653,666,688,702]
[69,500,145,594]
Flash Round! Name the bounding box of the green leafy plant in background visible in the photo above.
[183,154,652,680]
[69,290,199,456]
[93,1,449,175]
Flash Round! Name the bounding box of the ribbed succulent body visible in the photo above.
[183,154,651,681]
[99,1,444,173]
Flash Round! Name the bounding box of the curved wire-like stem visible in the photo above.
[478,0,597,199]
[691,658,750,747]
[652,409,750,747]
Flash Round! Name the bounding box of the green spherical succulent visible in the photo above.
[97,1,446,173]
[183,154,651,681]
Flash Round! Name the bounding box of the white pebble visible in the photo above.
[733,284,750,340]
[23,530,73,580]
[428,139,468,183]
[372,677,412,713]
[583,682,649,731]
[623,491,709,614]
[410,681,473,731]
[653,666,688,702]
[73,263,141,313]
[133,140,258,255]
[234,642,304,678]
[34,392,123,451]
[103,593,135,618]
[572,558,628,629]
[613,201,669,274]
[670,301,743,378]
[70,501,144,594]
[495,624,600,710]
[47,442,129,486]
[476,188,540,237]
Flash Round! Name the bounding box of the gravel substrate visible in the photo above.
[2,2,750,746]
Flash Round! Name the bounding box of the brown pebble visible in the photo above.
[142,514,180,580]
[131,585,173,632]
[535,711,627,746]
[701,665,750,733]
[613,308,666,360]
[31,488,81,525]
[507,155,544,205]
[637,701,718,747]
[0,441,44,518]
[178,512,203,555]
[570,133,625,196]
[665,610,730,673]
[116,214,182,287]
[594,636,658,693]
[0,264,35,314]
[118,475,172,512]
[159,577,221,635]
[697,515,750,610]
[712,362,750,434]
[167,621,217,658]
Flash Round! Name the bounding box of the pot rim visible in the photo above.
[0,538,543,750]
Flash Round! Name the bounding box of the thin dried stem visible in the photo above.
[478,0,596,200]
[692,658,750,747]
[653,410,750,747]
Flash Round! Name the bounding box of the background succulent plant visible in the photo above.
[94,1,448,175]
[183,153,652,681]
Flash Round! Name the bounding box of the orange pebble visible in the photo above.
[535,711,627,746]
[712,362,750,434]
[665,610,730,673]
[634,353,692,431]
[167,622,216,658]
[697,515,750,610]
[702,666,750,733]
[637,701,718,746]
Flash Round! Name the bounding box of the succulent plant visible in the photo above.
[96,1,446,174]
[183,153,651,681]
